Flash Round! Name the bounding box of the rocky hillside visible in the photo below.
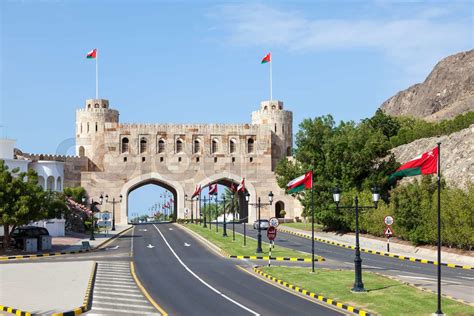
[390,124,474,188]
[381,50,474,121]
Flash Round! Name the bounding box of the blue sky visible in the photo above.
[1,0,472,216]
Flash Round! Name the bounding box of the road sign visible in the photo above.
[384,215,394,226]
[97,220,112,227]
[384,226,393,237]
[101,212,111,221]
[267,226,277,241]
[269,217,279,228]
[184,208,189,215]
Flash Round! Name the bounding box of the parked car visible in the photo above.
[253,219,270,230]
[11,226,49,249]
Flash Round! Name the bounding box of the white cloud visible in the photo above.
[210,3,473,79]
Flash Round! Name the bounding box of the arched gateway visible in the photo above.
[73,98,302,224]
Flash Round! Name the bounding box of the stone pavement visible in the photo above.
[0,261,94,314]
[279,225,474,266]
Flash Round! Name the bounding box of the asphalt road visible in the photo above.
[132,223,343,316]
[228,223,474,302]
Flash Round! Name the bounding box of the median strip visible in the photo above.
[278,227,473,270]
[253,267,371,316]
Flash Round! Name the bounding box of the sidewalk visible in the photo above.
[64,224,132,252]
[0,261,94,314]
[279,225,474,267]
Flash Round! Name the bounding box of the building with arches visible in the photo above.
[71,98,301,224]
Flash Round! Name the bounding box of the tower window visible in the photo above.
[158,138,165,153]
[211,138,218,154]
[247,138,254,154]
[176,138,183,153]
[80,123,83,133]
[229,138,236,154]
[140,137,147,153]
[87,122,90,133]
[160,157,164,162]
[121,137,129,153]
[232,157,235,163]
[95,122,98,132]
[214,157,217,163]
[78,146,85,157]
[194,139,201,154]
[196,157,200,162]
[178,157,182,162]
[250,157,253,163]
[123,157,127,162]
[274,124,277,132]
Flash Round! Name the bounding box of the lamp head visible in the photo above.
[245,192,250,202]
[371,186,380,208]
[81,196,86,203]
[99,194,103,204]
[119,194,123,202]
[333,187,341,206]
[268,191,274,205]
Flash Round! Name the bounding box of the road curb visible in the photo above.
[252,267,372,316]
[0,226,133,262]
[51,261,97,316]
[178,224,325,263]
[130,261,169,316]
[278,228,473,270]
[0,305,32,316]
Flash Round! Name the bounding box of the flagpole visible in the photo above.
[96,49,99,99]
[270,56,273,101]
[311,167,315,273]
[435,142,443,315]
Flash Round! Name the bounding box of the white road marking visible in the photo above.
[460,276,474,280]
[184,242,191,247]
[88,307,157,315]
[95,290,143,297]
[94,295,149,303]
[169,228,173,230]
[147,244,155,248]
[94,287,141,294]
[93,301,156,309]
[140,229,148,231]
[397,275,436,281]
[105,245,120,250]
[153,224,260,316]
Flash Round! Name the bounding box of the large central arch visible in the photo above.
[120,173,185,224]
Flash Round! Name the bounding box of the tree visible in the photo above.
[0,161,67,249]
[63,186,87,203]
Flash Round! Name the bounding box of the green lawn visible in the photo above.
[262,267,474,316]
[185,224,316,259]
[280,222,323,232]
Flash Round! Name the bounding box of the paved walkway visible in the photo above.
[279,225,474,266]
[0,261,94,314]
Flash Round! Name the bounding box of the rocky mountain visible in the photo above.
[381,50,474,121]
[390,124,474,188]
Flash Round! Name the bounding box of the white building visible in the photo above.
[0,138,66,237]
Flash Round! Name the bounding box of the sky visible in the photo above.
[1,0,472,216]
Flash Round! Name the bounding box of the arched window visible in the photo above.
[247,138,254,153]
[229,138,236,154]
[121,137,129,153]
[158,139,165,153]
[286,146,292,156]
[211,138,218,154]
[275,201,285,218]
[194,139,201,154]
[176,138,183,153]
[37,176,45,190]
[94,103,99,108]
[46,176,54,191]
[87,104,91,109]
[140,137,147,154]
[56,177,62,192]
[78,146,85,157]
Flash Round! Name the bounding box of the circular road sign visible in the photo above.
[267,226,277,241]
[269,217,279,228]
[384,215,394,226]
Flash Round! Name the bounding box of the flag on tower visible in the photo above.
[236,178,245,192]
[86,48,97,59]
[286,171,313,194]
[261,53,271,64]
[209,183,218,195]
[389,146,438,182]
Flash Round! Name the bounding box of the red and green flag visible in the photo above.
[86,48,97,59]
[286,171,313,194]
[389,146,438,182]
[261,52,271,64]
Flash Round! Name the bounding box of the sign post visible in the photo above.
[384,215,394,252]
[267,226,277,267]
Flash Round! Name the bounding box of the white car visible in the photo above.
[253,219,269,230]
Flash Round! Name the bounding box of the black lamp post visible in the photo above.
[202,196,208,228]
[333,186,379,292]
[213,195,228,237]
[103,194,122,231]
[185,194,194,223]
[231,192,236,241]
[246,191,273,253]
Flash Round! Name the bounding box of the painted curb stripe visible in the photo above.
[0,305,32,316]
[228,255,325,262]
[0,227,133,262]
[252,267,371,316]
[278,228,473,270]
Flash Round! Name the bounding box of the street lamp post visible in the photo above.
[214,195,228,237]
[245,191,273,253]
[231,192,236,241]
[102,194,122,231]
[83,196,104,240]
[184,194,194,223]
[333,186,379,292]
[202,196,208,228]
